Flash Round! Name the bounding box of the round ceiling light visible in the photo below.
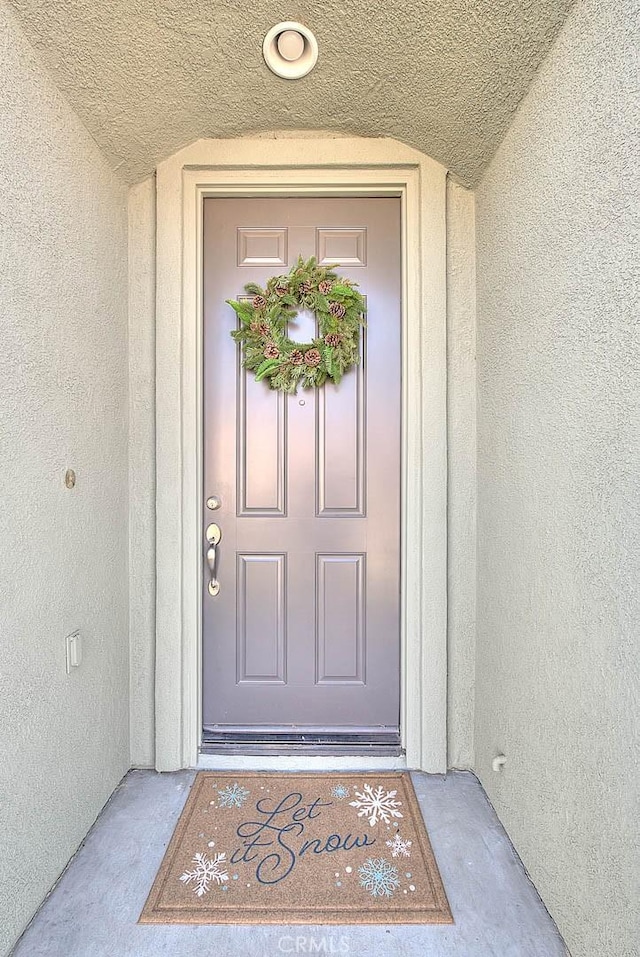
[277,30,305,62]
[263,22,318,79]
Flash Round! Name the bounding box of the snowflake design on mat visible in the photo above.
[217,783,250,809]
[349,783,403,827]
[179,852,229,897]
[331,785,350,799]
[386,833,412,858]
[358,858,400,898]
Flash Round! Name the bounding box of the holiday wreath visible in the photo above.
[227,255,366,394]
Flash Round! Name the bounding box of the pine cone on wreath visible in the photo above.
[274,282,288,297]
[329,302,346,319]
[289,350,304,365]
[252,295,267,309]
[318,280,333,294]
[298,280,314,295]
[304,349,322,367]
[324,332,342,347]
[264,343,280,359]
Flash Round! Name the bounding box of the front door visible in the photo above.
[202,197,401,746]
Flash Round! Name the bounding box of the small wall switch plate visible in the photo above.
[65,631,82,674]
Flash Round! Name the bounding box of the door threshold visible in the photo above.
[195,753,408,771]
[201,729,401,757]
[200,742,404,757]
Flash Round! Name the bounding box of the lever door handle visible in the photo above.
[205,523,222,596]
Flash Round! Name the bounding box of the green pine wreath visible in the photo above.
[228,255,366,394]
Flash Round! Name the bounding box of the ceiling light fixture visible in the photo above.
[263,22,318,79]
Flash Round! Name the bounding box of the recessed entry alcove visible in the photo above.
[2,3,636,956]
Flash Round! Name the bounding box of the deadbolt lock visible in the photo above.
[206,495,222,511]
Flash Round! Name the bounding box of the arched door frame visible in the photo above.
[154,137,447,771]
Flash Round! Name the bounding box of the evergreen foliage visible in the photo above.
[228,256,366,394]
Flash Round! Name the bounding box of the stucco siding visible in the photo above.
[475,1,639,955]
[128,177,156,769]
[446,179,477,769]
[6,0,574,187]
[0,4,129,953]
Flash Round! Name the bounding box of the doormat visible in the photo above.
[139,772,452,925]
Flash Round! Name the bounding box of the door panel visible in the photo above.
[202,197,401,735]
[317,339,365,515]
[237,377,286,515]
[236,553,287,683]
[315,553,366,684]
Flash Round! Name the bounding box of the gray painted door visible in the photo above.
[202,197,401,735]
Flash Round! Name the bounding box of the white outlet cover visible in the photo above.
[65,631,82,673]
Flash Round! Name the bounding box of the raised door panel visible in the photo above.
[237,227,288,266]
[316,329,366,517]
[236,554,287,684]
[237,374,286,516]
[317,227,367,266]
[315,554,366,684]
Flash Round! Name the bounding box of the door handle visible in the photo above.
[206,523,222,597]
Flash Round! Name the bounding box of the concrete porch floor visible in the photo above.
[12,770,568,957]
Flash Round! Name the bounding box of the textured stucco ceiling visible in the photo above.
[8,0,575,186]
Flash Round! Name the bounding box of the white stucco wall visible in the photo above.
[5,0,575,188]
[475,1,639,955]
[446,180,477,769]
[128,178,156,768]
[0,4,130,953]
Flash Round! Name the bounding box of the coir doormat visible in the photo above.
[140,772,452,925]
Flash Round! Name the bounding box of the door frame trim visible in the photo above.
[155,137,447,772]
